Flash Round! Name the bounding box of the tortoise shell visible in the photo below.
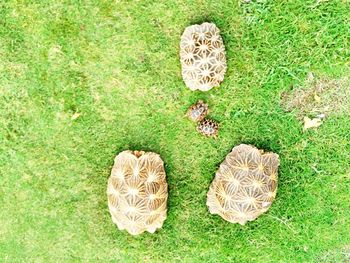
[180,22,227,91]
[187,100,209,122]
[207,144,279,225]
[107,150,168,235]
[197,119,219,137]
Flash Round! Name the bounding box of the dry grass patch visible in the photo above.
[281,73,350,118]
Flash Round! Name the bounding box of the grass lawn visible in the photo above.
[1,0,350,262]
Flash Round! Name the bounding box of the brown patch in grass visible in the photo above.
[281,74,350,118]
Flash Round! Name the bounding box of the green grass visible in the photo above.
[1,0,350,262]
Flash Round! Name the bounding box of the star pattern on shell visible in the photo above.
[207,144,280,225]
[197,119,219,137]
[187,100,209,122]
[107,150,168,235]
[180,22,227,91]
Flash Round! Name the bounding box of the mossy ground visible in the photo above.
[1,1,349,262]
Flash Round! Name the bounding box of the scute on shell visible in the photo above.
[206,144,280,225]
[107,150,168,235]
[180,22,227,91]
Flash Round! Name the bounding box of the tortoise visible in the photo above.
[180,22,227,91]
[107,150,168,235]
[207,144,280,224]
[197,119,219,137]
[187,100,209,122]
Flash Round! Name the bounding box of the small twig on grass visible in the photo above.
[268,215,297,234]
